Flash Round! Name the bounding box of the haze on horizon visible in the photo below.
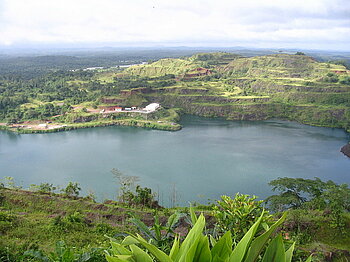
[0,0,349,51]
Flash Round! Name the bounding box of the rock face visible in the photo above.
[341,144,350,158]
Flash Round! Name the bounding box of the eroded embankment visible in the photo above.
[341,143,350,158]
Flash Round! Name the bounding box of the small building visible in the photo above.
[144,103,160,112]
[131,106,137,110]
[114,107,122,111]
[124,107,132,111]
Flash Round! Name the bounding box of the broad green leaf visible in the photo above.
[153,218,162,241]
[134,234,172,262]
[193,234,212,262]
[189,204,198,225]
[122,236,140,246]
[261,235,286,262]
[244,212,287,262]
[111,242,132,256]
[211,231,232,262]
[285,242,295,262]
[166,212,182,229]
[129,217,154,240]
[116,254,136,261]
[176,214,205,261]
[229,212,263,262]
[169,236,180,260]
[209,235,217,247]
[183,236,200,262]
[129,244,153,262]
[106,254,132,262]
[62,249,76,261]
[212,254,228,262]
[305,255,313,262]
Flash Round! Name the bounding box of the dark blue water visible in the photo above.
[1,116,349,206]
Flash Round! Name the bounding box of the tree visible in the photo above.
[111,168,139,204]
[62,182,81,198]
[267,177,350,213]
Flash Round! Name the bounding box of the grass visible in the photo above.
[66,80,90,85]
[1,187,350,260]
[0,188,141,255]
[94,72,120,83]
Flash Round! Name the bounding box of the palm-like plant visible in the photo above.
[129,212,185,252]
[105,210,312,262]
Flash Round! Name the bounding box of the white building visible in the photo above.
[144,103,160,112]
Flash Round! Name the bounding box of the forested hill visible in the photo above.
[0,51,349,134]
[125,52,350,132]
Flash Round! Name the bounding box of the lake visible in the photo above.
[1,116,349,206]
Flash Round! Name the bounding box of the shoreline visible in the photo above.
[1,114,349,137]
[0,119,182,134]
[341,143,350,158]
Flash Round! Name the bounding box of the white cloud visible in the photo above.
[0,0,349,50]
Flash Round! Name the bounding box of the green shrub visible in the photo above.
[212,194,272,243]
[50,212,87,232]
[95,223,115,235]
[29,182,57,193]
[0,211,17,233]
[339,76,350,85]
[23,240,105,262]
[322,72,339,83]
[62,182,81,198]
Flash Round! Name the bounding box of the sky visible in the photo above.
[0,0,349,50]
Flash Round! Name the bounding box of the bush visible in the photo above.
[322,72,339,83]
[212,194,272,242]
[0,211,18,233]
[29,182,57,193]
[23,241,105,262]
[50,212,87,232]
[339,76,350,85]
[94,223,115,235]
[62,182,81,198]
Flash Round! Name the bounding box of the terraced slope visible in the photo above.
[126,52,241,77]
[122,53,350,132]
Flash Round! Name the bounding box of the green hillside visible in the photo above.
[1,177,350,261]
[1,52,349,134]
[123,53,350,132]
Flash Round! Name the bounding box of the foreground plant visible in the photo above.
[129,212,185,253]
[105,211,311,262]
[212,194,272,242]
[23,240,104,262]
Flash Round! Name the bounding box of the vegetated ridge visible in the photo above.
[127,53,350,131]
[0,51,349,151]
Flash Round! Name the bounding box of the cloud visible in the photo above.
[0,0,349,50]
